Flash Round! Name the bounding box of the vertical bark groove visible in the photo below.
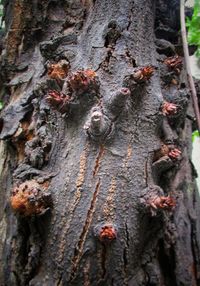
[70,177,101,281]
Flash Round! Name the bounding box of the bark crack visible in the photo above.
[127,7,134,31]
[57,143,89,266]
[125,222,130,249]
[93,145,105,177]
[101,245,107,280]
[123,222,129,284]
[69,178,101,281]
[95,47,116,72]
[144,157,149,188]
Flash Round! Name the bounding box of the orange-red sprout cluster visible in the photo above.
[168,148,182,160]
[46,90,70,113]
[99,224,117,243]
[68,69,99,94]
[164,55,182,74]
[133,66,154,82]
[161,101,178,116]
[10,181,51,216]
[47,60,69,81]
[148,195,176,211]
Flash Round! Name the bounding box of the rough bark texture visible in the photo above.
[0,0,200,285]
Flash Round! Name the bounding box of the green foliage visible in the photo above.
[0,0,2,16]
[186,0,200,57]
[0,101,3,111]
[192,130,200,142]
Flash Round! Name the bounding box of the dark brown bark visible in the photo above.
[0,0,200,285]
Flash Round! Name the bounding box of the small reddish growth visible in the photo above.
[83,70,97,78]
[164,55,182,74]
[133,66,154,82]
[153,144,181,162]
[99,224,117,243]
[161,101,178,116]
[10,180,51,216]
[148,195,176,211]
[47,60,69,81]
[119,87,131,96]
[168,148,182,160]
[68,69,99,95]
[46,90,70,113]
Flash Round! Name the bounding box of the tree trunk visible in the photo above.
[0,0,200,285]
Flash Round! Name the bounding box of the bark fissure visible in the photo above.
[100,244,107,281]
[57,143,89,265]
[93,145,105,177]
[70,178,101,281]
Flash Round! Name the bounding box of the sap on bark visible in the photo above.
[10,180,52,216]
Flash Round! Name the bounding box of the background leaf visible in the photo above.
[187,0,200,57]
[0,101,3,111]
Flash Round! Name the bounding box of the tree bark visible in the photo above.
[0,0,200,285]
